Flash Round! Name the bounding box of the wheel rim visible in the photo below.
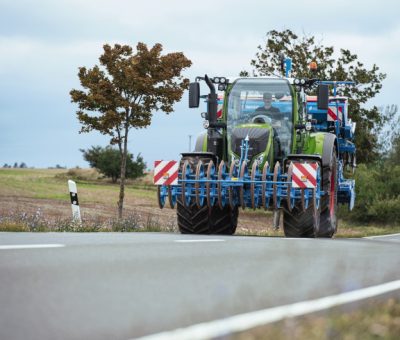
[313,164,321,237]
[239,161,247,210]
[273,161,281,209]
[261,162,270,210]
[195,161,205,208]
[168,186,176,209]
[157,185,166,209]
[329,168,336,219]
[286,163,293,212]
[206,161,216,210]
[229,161,238,209]
[181,160,191,207]
[218,161,226,210]
[250,161,259,209]
[301,189,306,212]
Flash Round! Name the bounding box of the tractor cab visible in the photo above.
[226,78,294,165]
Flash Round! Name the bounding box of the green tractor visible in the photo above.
[155,61,356,238]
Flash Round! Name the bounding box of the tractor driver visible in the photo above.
[254,92,282,120]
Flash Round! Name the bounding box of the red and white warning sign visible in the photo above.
[291,162,318,189]
[154,161,178,186]
[327,106,343,122]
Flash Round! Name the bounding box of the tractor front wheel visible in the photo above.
[176,155,238,235]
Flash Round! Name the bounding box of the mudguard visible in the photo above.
[194,132,207,152]
[321,133,338,167]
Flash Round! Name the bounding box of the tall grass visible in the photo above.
[0,208,177,233]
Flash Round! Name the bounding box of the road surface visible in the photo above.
[0,232,399,339]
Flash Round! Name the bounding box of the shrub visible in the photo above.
[340,163,400,224]
[81,146,146,183]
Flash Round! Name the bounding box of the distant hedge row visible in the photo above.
[340,163,400,225]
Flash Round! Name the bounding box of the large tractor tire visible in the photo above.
[282,205,315,238]
[177,202,238,234]
[282,148,338,238]
[177,155,238,235]
[317,151,338,237]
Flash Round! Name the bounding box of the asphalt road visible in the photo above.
[1,232,400,340]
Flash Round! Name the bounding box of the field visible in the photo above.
[1,168,399,237]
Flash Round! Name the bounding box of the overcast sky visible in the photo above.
[1,0,399,168]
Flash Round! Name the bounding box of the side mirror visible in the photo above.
[317,84,329,110]
[189,82,200,108]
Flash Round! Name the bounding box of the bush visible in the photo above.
[340,163,400,224]
[81,146,146,183]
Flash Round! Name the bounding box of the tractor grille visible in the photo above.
[231,127,269,160]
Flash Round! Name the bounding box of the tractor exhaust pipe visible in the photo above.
[204,75,223,159]
[204,75,218,126]
[188,75,225,159]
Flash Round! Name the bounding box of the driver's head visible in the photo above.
[263,92,273,107]
[263,92,273,101]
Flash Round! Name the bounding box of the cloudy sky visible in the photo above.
[1,0,399,168]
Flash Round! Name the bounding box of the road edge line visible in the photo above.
[364,232,400,239]
[0,244,65,250]
[136,279,400,340]
[174,239,225,243]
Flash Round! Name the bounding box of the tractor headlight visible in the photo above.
[218,84,226,91]
[219,77,226,84]
[203,120,209,129]
[294,78,300,85]
[257,154,264,164]
[300,79,306,85]
[213,77,220,84]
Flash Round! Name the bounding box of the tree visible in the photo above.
[81,145,146,183]
[243,29,386,163]
[70,43,191,218]
[377,104,399,158]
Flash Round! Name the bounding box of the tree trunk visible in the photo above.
[117,124,129,219]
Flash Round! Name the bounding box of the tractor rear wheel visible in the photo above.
[176,155,238,235]
[317,151,338,237]
[282,162,320,238]
[282,150,338,238]
[282,205,315,238]
[177,201,238,235]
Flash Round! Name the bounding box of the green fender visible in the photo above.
[303,132,337,167]
[194,132,208,152]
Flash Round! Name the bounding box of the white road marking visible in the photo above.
[364,233,400,239]
[0,244,65,250]
[137,279,400,340]
[174,239,225,243]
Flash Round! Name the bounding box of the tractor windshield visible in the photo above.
[227,78,293,158]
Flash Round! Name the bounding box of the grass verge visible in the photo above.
[234,297,400,340]
[0,208,177,233]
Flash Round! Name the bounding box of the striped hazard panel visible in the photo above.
[327,106,343,122]
[154,161,178,186]
[292,162,318,189]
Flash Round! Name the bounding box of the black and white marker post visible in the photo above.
[68,180,81,223]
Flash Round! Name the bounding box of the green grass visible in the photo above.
[0,168,155,202]
[234,297,400,339]
[0,168,70,199]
